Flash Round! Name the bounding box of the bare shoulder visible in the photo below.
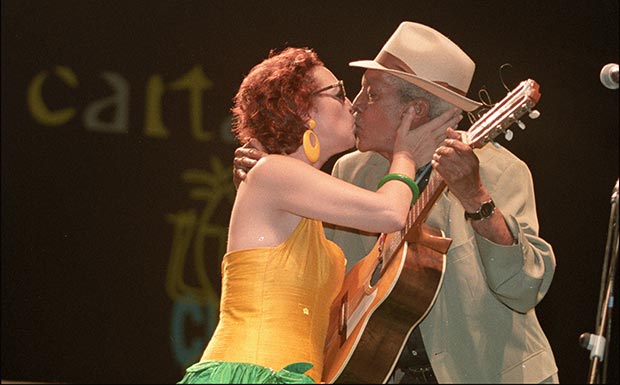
[248,154,308,184]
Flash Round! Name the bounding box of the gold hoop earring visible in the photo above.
[307,119,316,129]
[303,129,320,163]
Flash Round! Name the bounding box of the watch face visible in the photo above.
[480,202,495,217]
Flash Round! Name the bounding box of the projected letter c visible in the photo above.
[27,66,78,126]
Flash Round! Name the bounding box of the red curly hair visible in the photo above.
[231,47,324,154]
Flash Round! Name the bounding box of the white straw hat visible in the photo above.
[350,22,481,111]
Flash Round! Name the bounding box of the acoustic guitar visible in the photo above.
[322,79,542,384]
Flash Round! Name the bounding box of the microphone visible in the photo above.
[599,63,619,89]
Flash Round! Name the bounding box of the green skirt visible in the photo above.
[177,360,316,384]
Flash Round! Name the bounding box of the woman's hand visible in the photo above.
[393,107,462,167]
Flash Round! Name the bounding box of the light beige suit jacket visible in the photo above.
[325,142,558,383]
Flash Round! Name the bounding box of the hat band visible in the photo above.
[375,51,467,97]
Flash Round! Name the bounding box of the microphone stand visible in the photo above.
[580,178,619,383]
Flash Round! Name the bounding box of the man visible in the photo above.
[233,22,558,384]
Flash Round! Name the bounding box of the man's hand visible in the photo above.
[432,127,515,245]
[232,138,268,189]
[431,127,487,211]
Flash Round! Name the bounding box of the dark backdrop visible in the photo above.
[2,1,618,383]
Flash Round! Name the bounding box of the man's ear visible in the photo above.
[406,98,430,123]
[412,98,430,117]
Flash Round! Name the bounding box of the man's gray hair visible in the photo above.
[385,74,458,119]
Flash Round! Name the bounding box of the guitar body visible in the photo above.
[322,224,450,383]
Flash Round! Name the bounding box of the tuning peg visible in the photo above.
[517,120,526,130]
[528,110,541,119]
[504,129,514,141]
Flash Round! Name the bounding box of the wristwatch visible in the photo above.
[464,199,496,221]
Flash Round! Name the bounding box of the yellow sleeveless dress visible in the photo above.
[191,218,346,383]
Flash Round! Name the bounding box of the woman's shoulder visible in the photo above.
[253,154,298,172]
[248,154,306,184]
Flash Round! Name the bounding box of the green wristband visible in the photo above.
[377,173,420,205]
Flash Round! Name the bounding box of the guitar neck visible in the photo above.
[408,173,447,230]
[381,172,447,262]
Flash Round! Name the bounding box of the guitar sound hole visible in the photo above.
[369,257,383,287]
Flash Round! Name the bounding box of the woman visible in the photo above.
[178,47,460,384]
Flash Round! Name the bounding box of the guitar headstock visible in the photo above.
[467,79,541,148]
